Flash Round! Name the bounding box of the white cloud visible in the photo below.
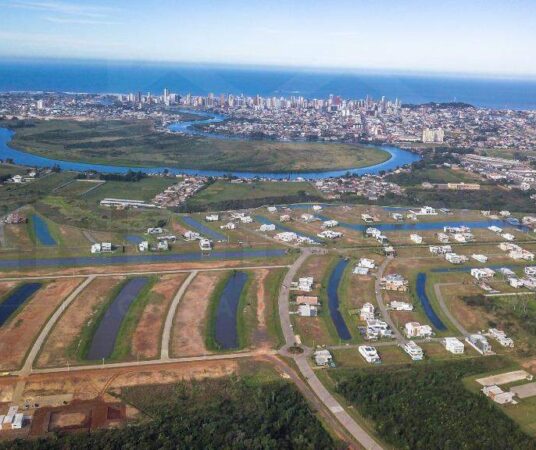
[4,0,120,19]
[44,16,121,25]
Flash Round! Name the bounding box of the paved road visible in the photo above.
[374,256,406,344]
[278,248,383,450]
[161,270,198,360]
[20,275,96,375]
[434,282,469,336]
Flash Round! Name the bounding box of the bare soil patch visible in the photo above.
[170,271,225,357]
[131,273,187,359]
[0,278,83,371]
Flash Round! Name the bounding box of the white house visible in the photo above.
[365,319,393,339]
[430,245,452,255]
[488,225,503,233]
[259,223,276,232]
[437,232,450,243]
[525,266,536,277]
[361,213,375,223]
[405,322,433,338]
[298,277,314,292]
[508,278,524,288]
[353,266,370,275]
[403,341,424,360]
[220,222,236,230]
[313,349,333,366]
[275,231,298,242]
[360,303,375,321]
[147,227,163,234]
[389,301,413,311]
[279,214,291,222]
[157,240,169,251]
[466,334,493,355]
[453,232,474,243]
[298,304,318,317]
[138,241,149,252]
[301,213,315,222]
[317,230,342,240]
[205,214,219,222]
[199,238,212,251]
[267,206,277,213]
[471,268,495,280]
[239,215,253,224]
[472,254,488,263]
[312,205,323,211]
[410,234,423,244]
[500,267,516,278]
[500,210,511,217]
[359,345,381,364]
[412,206,437,216]
[443,337,465,354]
[501,233,515,241]
[482,385,515,405]
[445,253,468,264]
[183,230,201,241]
[91,242,112,254]
[322,220,339,228]
[489,328,514,347]
[358,258,376,269]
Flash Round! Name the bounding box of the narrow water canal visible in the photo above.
[327,259,352,341]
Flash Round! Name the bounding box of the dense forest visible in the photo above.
[333,358,536,450]
[5,377,338,450]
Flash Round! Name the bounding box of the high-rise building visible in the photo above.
[422,127,445,143]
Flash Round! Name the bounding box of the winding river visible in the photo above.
[0,111,421,179]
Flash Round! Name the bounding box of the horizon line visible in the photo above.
[2,54,536,82]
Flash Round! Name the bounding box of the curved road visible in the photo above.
[278,248,383,450]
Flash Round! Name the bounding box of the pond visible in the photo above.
[416,273,446,331]
[86,277,150,360]
[0,282,42,326]
[214,271,248,350]
[31,214,56,246]
[327,259,352,341]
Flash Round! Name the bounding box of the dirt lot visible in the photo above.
[16,360,239,404]
[0,278,83,371]
[37,276,126,368]
[131,273,187,359]
[170,271,225,357]
[252,269,270,347]
[0,280,17,298]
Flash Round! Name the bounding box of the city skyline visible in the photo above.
[1,0,536,77]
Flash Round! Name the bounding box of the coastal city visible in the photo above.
[1,89,536,151]
[2,1,536,449]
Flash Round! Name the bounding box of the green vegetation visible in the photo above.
[264,268,287,348]
[110,276,157,361]
[32,177,175,233]
[205,271,232,351]
[461,293,536,356]
[0,172,77,215]
[388,167,483,186]
[331,358,536,450]
[5,376,338,449]
[4,118,390,173]
[184,180,325,212]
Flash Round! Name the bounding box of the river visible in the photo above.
[0,111,420,179]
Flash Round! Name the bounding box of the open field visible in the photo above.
[185,180,325,211]
[5,119,391,172]
[0,278,82,371]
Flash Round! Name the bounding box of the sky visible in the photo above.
[1,0,535,77]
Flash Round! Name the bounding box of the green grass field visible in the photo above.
[4,119,391,173]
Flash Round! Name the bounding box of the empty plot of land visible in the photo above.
[131,273,187,359]
[37,276,126,368]
[0,278,82,370]
[170,271,225,357]
[476,370,532,386]
[511,382,536,399]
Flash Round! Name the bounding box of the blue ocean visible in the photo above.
[1,59,536,110]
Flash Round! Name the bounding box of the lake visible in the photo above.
[327,259,352,341]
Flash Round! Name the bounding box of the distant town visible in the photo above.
[1,89,535,150]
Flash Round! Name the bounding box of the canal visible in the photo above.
[214,271,249,350]
[327,259,352,341]
[416,273,447,331]
[0,282,42,326]
[86,277,150,360]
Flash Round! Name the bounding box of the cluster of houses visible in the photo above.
[90,242,113,254]
[181,230,212,250]
[365,227,389,245]
[274,231,318,245]
[358,303,394,340]
[291,277,320,317]
[3,171,38,184]
[498,242,534,261]
[314,175,403,202]
[152,176,207,208]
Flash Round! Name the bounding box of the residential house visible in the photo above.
[443,337,465,354]
[359,345,381,364]
[466,334,493,355]
[298,304,318,317]
[360,303,375,321]
[313,349,333,366]
[403,341,424,360]
[380,274,408,291]
[389,301,413,311]
[405,322,433,338]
